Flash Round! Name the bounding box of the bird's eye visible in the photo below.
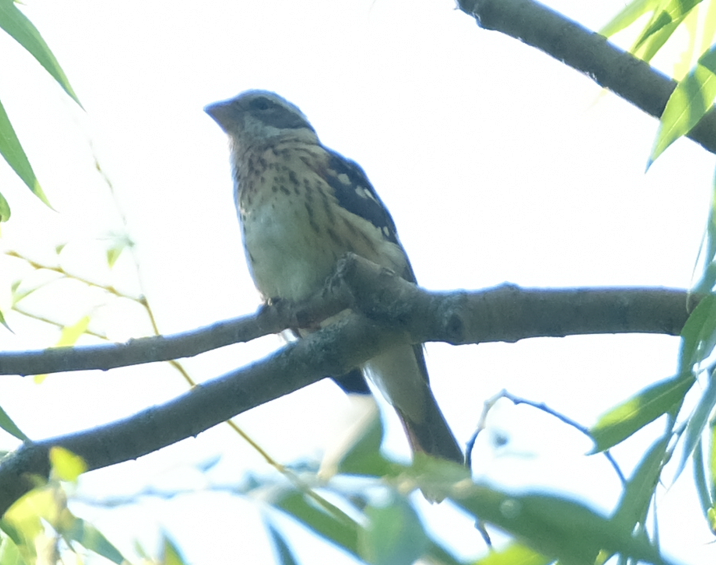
[251,98,271,111]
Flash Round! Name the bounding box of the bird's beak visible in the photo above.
[204,99,234,132]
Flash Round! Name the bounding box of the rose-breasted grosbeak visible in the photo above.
[205,90,463,466]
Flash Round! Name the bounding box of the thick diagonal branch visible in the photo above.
[0,313,399,516]
[458,0,716,155]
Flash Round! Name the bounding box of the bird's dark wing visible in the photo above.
[321,149,418,284]
[332,368,372,395]
[318,149,430,388]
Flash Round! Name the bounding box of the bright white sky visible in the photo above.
[0,0,714,563]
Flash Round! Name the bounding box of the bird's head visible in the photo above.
[205,90,318,154]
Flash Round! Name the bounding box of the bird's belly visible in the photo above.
[241,196,340,302]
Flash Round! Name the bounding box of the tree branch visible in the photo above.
[0,254,692,376]
[0,313,399,516]
[0,255,696,514]
[457,0,716,155]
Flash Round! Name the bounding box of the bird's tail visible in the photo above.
[396,397,464,465]
[364,344,464,465]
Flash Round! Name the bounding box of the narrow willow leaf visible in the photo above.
[104,233,133,268]
[692,262,716,295]
[452,486,672,565]
[692,437,714,521]
[49,447,87,482]
[692,178,716,293]
[637,19,680,63]
[336,410,394,478]
[159,535,187,565]
[361,496,428,565]
[106,244,123,268]
[64,517,126,564]
[273,489,362,558]
[591,374,694,452]
[0,534,26,565]
[57,316,91,347]
[673,5,700,79]
[676,370,716,478]
[636,11,678,54]
[475,543,552,565]
[0,309,11,332]
[0,191,9,222]
[423,542,464,565]
[0,403,29,441]
[600,0,661,37]
[679,293,716,370]
[403,454,471,502]
[701,0,716,56]
[697,44,716,74]
[709,427,716,533]
[635,0,703,51]
[613,436,669,529]
[4,489,54,562]
[266,521,299,565]
[0,0,80,105]
[711,421,716,510]
[0,98,49,206]
[650,58,716,164]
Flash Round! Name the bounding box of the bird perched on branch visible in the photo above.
[205,90,463,467]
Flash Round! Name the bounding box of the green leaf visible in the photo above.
[673,4,700,80]
[0,309,10,332]
[637,19,680,63]
[0,191,9,222]
[3,488,52,564]
[696,44,716,75]
[475,543,552,565]
[360,495,428,565]
[452,485,673,565]
[336,409,394,478]
[591,373,694,451]
[636,10,677,52]
[273,489,362,558]
[635,0,703,52]
[676,369,716,477]
[57,316,91,347]
[159,534,188,565]
[710,422,716,518]
[649,47,716,164]
[600,0,661,37]
[0,97,49,206]
[700,0,716,56]
[265,521,299,565]
[105,233,133,268]
[422,541,464,565]
[64,518,126,565]
[613,436,669,529]
[0,403,28,442]
[49,447,87,482]
[402,454,471,502]
[692,437,714,521]
[106,244,123,268]
[679,293,716,369]
[692,181,716,294]
[0,0,80,105]
[0,534,27,565]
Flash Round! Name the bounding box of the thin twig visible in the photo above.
[466,389,627,485]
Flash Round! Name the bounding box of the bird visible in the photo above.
[205,90,463,468]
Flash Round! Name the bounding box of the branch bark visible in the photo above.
[457,0,716,156]
[0,255,696,515]
[0,313,399,516]
[0,255,691,376]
